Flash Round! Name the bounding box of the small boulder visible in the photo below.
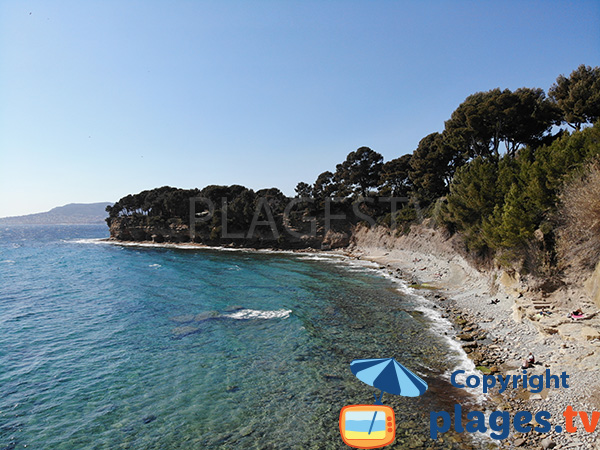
[456,332,474,341]
[541,438,556,449]
[514,437,526,447]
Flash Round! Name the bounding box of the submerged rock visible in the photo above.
[194,311,221,322]
[142,415,157,424]
[170,314,197,323]
[172,325,201,337]
[170,311,220,324]
[239,426,254,437]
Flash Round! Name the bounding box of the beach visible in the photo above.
[349,225,600,449]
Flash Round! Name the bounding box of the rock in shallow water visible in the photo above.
[170,314,196,323]
[172,325,201,337]
[142,415,156,424]
[239,426,253,437]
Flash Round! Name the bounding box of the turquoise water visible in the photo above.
[0,225,478,449]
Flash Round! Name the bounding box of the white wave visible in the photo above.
[335,256,488,404]
[1,260,15,264]
[296,254,346,262]
[100,240,351,260]
[223,309,292,320]
[69,238,109,245]
[403,288,488,403]
[149,263,161,268]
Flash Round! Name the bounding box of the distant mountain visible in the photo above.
[0,203,113,225]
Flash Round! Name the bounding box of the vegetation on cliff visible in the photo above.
[295,65,600,275]
[108,64,600,274]
[106,185,369,248]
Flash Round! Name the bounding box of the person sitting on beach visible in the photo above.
[522,352,535,369]
[527,352,535,365]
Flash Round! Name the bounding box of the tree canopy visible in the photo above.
[108,65,600,273]
[312,171,338,198]
[378,154,412,197]
[333,147,383,197]
[444,88,560,160]
[294,182,313,198]
[549,64,600,130]
[409,132,464,201]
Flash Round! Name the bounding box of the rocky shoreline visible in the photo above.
[347,233,600,450]
[106,232,600,449]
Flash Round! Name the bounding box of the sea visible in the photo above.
[0,224,487,450]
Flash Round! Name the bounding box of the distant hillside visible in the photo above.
[0,203,113,225]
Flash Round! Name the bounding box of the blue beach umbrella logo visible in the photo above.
[350,357,428,401]
[340,358,428,449]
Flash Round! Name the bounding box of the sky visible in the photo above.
[1,1,599,217]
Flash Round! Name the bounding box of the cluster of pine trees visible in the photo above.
[108,65,600,267]
[106,185,289,238]
[296,65,600,272]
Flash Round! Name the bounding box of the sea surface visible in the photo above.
[0,225,484,449]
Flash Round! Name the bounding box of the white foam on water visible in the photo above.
[295,252,348,262]
[1,260,15,264]
[223,309,292,320]
[99,240,292,254]
[342,260,496,445]
[340,258,489,405]
[149,264,162,268]
[68,238,110,245]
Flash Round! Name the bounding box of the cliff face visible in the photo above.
[108,217,350,250]
[109,218,190,243]
[585,261,600,308]
[351,224,600,316]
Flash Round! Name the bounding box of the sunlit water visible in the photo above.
[0,225,481,449]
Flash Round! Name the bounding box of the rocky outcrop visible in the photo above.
[108,217,350,250]
[109,219,190,243]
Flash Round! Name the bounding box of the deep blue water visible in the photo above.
[0,225,477,449]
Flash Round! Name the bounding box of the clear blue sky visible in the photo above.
[1,0,599,217]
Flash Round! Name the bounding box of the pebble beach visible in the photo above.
[348,226,600,450]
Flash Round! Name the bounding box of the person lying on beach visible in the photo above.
[489,298,500,305]
[567,309,585,319]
